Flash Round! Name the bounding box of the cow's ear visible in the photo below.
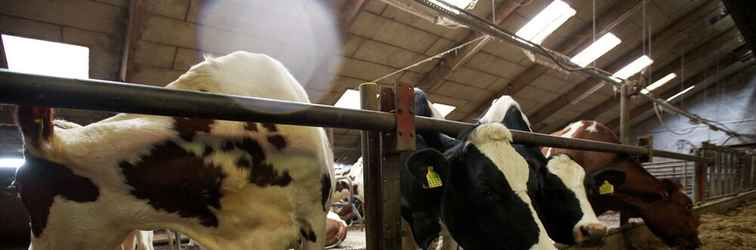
[405,148,449,189]
[587,168,626,196]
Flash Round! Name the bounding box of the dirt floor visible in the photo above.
[697,201,756,249]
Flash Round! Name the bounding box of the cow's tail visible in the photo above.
[15,106,55,151]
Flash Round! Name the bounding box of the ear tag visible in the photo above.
[425,166,443,189]
[599,180,614,195]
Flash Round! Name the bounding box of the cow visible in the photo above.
[14,51,335,250]
[477,96,624,245]
[543,120,701,249]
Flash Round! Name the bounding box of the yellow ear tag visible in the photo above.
[599,180,614,195]
[426,166,443,189]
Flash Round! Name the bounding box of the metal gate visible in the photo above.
[694,142,756,202]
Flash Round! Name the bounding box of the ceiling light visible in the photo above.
[641,73,677,94]
[570,33,622,67]
[432,103,456,118]
[2,34,89,79]
[666,85,695,102]
[613,55,653,80]
[516,0,576,45]
[430,0,478,11]
[334,89,361,109]
[0,158,25,169]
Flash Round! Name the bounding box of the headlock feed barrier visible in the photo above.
[0,69,713,250]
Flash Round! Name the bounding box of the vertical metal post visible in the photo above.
[619,85,632,145]
[694,145,707,202]
[360,83,383,250]
[378,86,405,250]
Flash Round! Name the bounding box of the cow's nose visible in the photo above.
[576,223,608,243]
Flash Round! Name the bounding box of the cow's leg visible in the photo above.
[298,206,327,250]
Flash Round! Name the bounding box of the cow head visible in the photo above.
[635,179,700,249]
[406,123,556,250]
[536,154,626,245]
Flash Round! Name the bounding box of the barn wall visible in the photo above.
[632,66,756,154]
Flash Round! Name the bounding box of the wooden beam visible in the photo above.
[605,48,748,129]
[525,0,726,127]
[555,27,741,132]
[339,0,367,31]
[119,0,146,82]
[415,0,523,91]
[463,0,643,121]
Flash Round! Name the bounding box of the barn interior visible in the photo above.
[1,0,756,249]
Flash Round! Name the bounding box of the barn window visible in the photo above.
[1,34,89,79]
[516,0,576,45]
[334,89,456,118]
[641,73,677,94]
[613,55,654,80]
[570,33,622,67]
[335,89,361,109]
[432,103,456,118]
[430,0,478,12]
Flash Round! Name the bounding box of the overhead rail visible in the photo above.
[414,0,751,140]
[0,69,703,162]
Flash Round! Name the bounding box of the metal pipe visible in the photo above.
[620,85,631,145]
[359,83,383,250]
[0,70,704,161]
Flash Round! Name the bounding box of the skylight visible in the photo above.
[570,33,622,67]
[640,73,677,94]
[666,85,695,102]
[516,0,576,45]
[430,0,478,13]
[334,89,361,109]
[432,103,456,118]
[0,158,25,169]
[2,34,89,78]
[612,55,653,80]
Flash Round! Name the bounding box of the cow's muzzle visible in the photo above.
[575,223,608,244]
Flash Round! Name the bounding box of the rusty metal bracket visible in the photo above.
[393,83,416,152]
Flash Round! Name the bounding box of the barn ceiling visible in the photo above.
[0,0,746,164]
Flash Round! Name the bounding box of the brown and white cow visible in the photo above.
[543,120,701,249]
[14,51,335,250]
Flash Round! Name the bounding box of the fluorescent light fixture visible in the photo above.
[516,0,576,44]
[641,73,677,94]
[612,55,654,80]
[334,89,361,109]
[0,158,25,169]
[432,103,456,118]
[666,85,695,102]
[430,0,478,10]
[570,33,622,67]
[2,34,89,79]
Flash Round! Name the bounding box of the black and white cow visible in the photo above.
[14,52,335,250]
[477,96,626,245]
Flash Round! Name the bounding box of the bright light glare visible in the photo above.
[641,73,677,94]
[613,55,653,80]
[516,0,576,44]
[432,103,456,118]
[666,85,695,102]
[0,158,25,169]
[2,34,89,79]
[570,33,621,67]
[334,89,361,109]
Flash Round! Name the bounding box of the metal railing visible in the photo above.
[643,160,696,198]
[695,142,756,202]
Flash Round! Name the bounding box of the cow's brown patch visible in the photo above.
[15,154,100,237]
[262,123,278,132]
[174,118,213,141]
[235,138,292,187]
[267,135,287,150]
[120,140,225,227]
[244,122,258,132]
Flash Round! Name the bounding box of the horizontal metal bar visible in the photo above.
[0,70,705,161]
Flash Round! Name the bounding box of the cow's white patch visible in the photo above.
[585,121,599,133]
[470,123,556,250]
[546,154,603,237]
[479,96,532,130]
